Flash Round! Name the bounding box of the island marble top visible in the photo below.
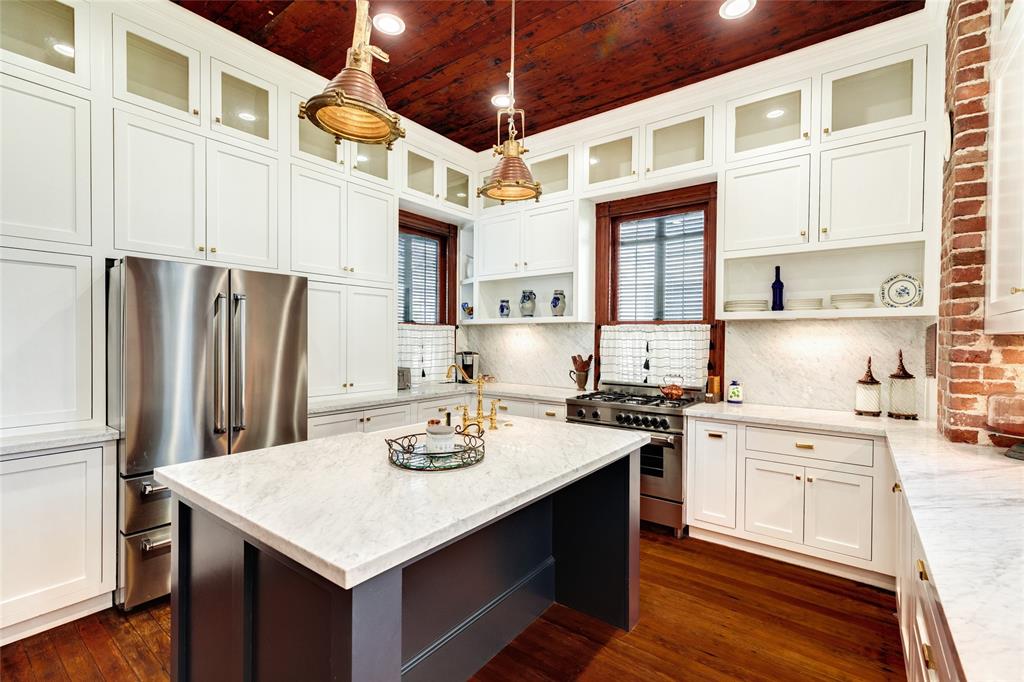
[156,417,648,590]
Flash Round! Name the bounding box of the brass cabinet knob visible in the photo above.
[192,108,199,116]
[631,169,637,175]
[343,266,350,272]
[523,261,528,268]
[892,482,902,493]
[1011,287,1024,295]
[209,247,217,253]
[802,131,810,139]
[215,116,222,123]
[821,226,829,234]
[342,383,348,388]
[358,417,364,423]
[435,193,439,198]
[795,474,801,480]
[646,167,651,173]
[338,159,344,165]
[800,230,807,237]
[823,127,831,135]
[197,245,205,252]
[917,558,929,582]
[806,476,814,483]
[350,266,355,272]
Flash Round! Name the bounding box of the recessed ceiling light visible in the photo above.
[357,154,369,162]
[589,157,600,166]
[765,108,785,119]
[53,43,75,58]
[490,93,512,108]
[719,0,756,20]
[237,111,257,122]
[372,13,405,36]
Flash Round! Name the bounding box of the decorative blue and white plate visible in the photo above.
[880,273,923,308]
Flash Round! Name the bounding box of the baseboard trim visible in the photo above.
[1,592,113,646]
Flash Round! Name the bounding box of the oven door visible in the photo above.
[639,434,684,503]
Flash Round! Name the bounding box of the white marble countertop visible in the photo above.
[156,417,647,590]
[685,401,1024,680]
[308,382,579,416]
[0,421,120,456]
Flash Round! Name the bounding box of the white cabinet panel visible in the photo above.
[290,165,346,276]
[417,397,464,422]
[0,0,90,88]
[744,459,804,543]
[522,201,574,274]
[291,92,343,169]
[819,133,924,242]
[307,281,346,398]
[804,467,873,560]
[350,141,392,188]
[535,402,566,420]
[489,396,534,417]
[690,421,737,528]
[347,183,393,284]
[0,447,104,626]
[724,155,810,252]
[362,404,412,432]
[404,145,437,201]
[114,111,205,259]
[0,77,90,245]
[211,58,277,149]
[476,213,521,277]
[727,79,811,161]
[345,287,394,394]
[583,128,639,191]
[0,249,90,428]
[643,107,712,180]
[207,142,277,268]
[308,412,360,439]
[112,16,200,125]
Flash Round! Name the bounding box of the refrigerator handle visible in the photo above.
[214,293,228,434]
[233,293,247,431]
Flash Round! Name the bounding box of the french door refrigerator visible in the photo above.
[107,256,307,609]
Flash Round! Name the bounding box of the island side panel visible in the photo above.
[553,450,641,630]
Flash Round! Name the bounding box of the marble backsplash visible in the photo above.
[457,323,595,389]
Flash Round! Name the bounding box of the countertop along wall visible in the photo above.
[457,324,595,390]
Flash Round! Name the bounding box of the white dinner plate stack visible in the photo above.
[724,299,769,312]
[786,297,824,311]
[831,293,875,309]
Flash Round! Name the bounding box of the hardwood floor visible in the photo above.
[1,531,905,682]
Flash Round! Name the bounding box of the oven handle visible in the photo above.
[648,435,677,448]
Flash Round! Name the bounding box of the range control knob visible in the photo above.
[631,415,643,426]
[615,413,626,424]
[659,418,670,430]
[592,410,601,420]
[641,416,652,427]
[576,408,586,418]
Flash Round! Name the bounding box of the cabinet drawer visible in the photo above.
[416,396,466,422]
[535,402,566,420]
[121,475,172,534]
[746,426,873,466]
[486,395,534,417]
[308,412,361,438]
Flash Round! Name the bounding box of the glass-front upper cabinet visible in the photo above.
[350,141,391,187]
[643,107,712,180]
[443,163,471,211]
[212,59,277,148]
[404,145,437,201]
[583,128,639,190]
[478,171,501,210]
[113,16,200,125]
[822,46,926,142]
[727,79,811,161]
[529,147,573,199]
[0,0,89,87]
[291,93,344,170]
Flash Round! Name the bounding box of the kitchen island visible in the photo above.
[155,417,647,681]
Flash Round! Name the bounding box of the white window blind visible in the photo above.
[397,232,440,324]
[618,210,704,321]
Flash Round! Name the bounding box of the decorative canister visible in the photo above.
[425,422,456,453]
[519,290,537,317]
[854,357,881,417]
[727,379,743,404]
[498,299,511,318]
[887,350,918,420]
[551,290,567,316]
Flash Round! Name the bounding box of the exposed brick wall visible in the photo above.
[938,0,1024,445]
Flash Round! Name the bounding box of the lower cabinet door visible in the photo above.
[744,459,805,543]
[488,396,534,417]
[535,402,566,420]
[803,467,873,560]
[345,286,394,394]
[361,405,412,432]
[308,412,361,439]
[691,421,737,528]
[1,447,105,627]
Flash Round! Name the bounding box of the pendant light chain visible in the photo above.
[506,0,518,141]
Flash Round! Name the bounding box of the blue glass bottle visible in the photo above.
[771,266,784,311]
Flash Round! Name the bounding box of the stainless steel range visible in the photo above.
[566,381,703,538]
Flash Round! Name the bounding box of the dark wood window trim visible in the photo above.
[593,183,725,394]
[397,210,457,325]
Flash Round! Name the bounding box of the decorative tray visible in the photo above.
[385,424,485,472]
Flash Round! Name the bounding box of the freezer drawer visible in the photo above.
[120,475,172,534]
[119,526,172,610]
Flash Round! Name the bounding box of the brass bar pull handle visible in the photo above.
[544,410,556,417]
[437,407,447,413]
[707,432,724,439]
[498,405,509,411]
[917,559,929,582]
[1012,287,1024,295]
[921,643,935,670]
[795,442,814,449]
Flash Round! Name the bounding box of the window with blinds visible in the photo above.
[397,232,440,323]
[617,210,705,321]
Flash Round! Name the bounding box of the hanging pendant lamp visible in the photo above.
[299,0,405,149]
[477,0,541,204]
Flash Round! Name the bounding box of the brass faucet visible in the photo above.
[447,364,500,430]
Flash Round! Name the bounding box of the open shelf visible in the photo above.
[718,307,934,321]
[459,316,583,326]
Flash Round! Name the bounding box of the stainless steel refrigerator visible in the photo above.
[107,256,307,609]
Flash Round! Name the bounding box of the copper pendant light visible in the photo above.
[299,0,405,149]
[477,0,542,204]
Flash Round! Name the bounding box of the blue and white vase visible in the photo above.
[519,290,537,317]
[551,289,566,316]
[499,299,511,318]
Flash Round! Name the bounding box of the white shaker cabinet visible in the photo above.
[211,58,277,149]
[723,155,810,252]
[521,201,574,273]
[0,76,91,245]
[291,165,347,276]
[345,286,394,394]
[206,141,278,268]
[803,467,873,560]
[689,421,737,528]
[727,79,811,161]
[361,404,412,432]
[346,183,394,284]
[818,132,924,243]
[744,458,805,543]
[0,0,91,89]
[308,280,347,398]
[308,412,361,438]
[476,212,522,277]
[114,111,205,259]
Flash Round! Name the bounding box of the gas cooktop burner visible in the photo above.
[572,391,699,409]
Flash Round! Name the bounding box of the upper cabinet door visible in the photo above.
[529,147,573,201]
[727,79,811,162]
[476,212,522,278]
[521,201,574,274]
[113,16,200,126]
[307,281,347,398]
[349,140,392,188]
[1,76,91,245]
[212,59,277,149]
[290,165,347,277]
[0,0,90,88]
[291,93,343,170]
[114,111,205,259]
[643,107,713,180]
[346,183,394,284]
[819,132,924,243]
[442,162,472,214]
[744,458,805,544]
[206,141,278,268]
[403,144,438,202]
[803,467,873,560]
[345,286,394,394]
[723,155,810,252]
[583,128,639,191]
[822,46,927,143]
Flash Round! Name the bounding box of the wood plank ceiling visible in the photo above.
[176,0,924,151]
